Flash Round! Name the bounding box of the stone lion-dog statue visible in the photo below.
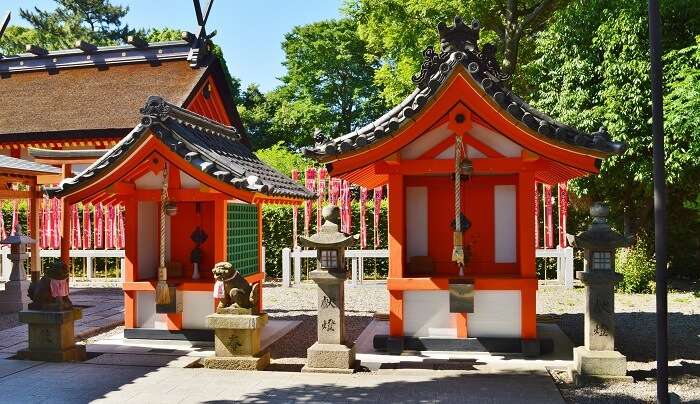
[212,262,260,314]
[28,261,73,311]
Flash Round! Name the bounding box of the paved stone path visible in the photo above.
[0,287,123,355]
[0,359,564,403]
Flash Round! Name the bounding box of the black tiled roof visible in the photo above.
[304,17,625,161]
[28,147,109,160]
[47,96,315,200]
[0,155,60,175]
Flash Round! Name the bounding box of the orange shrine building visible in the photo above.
[47,97,313,339]
[305,18,624,352]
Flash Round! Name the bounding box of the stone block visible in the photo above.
[303,342,355,372]
[203,351,270,371]
[17,308,85,362]
[571,346,630,383]
[0,280,30,313]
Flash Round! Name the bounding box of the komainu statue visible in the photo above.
[212,262,259,314]
[28,261,72,311]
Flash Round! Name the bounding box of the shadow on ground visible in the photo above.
[203,372,563,404]
[556,312,700,361]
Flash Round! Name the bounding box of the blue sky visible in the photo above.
[3,0,343,91]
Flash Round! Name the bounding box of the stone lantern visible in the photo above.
[0,225,34,312]
[298,205,357,373]
[567,202,632,383]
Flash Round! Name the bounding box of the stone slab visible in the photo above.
[305,342,355,371]
[17,344,85,362]
[572,346,627,377]
[301,365,356,374]
[203,351,270,371]
[84,353,201,368]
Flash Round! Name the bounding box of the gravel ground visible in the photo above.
[263,280,386,366]
[73,280,700,402]
[538,285,699,403]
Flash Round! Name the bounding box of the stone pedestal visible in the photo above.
[17,308,86,362]
[568,202,632,384]
[203,310,270,370]
[570,270,631,383]
[0,280,30,313]
[0,235,32,313]
[302,269,356,374]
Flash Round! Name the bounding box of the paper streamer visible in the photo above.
[558,181,569,248]
[359,187,368,249]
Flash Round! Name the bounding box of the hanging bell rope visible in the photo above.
[452,134,466,277]
[155,163,170,305]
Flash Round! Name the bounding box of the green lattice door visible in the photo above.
[227,203,259,276]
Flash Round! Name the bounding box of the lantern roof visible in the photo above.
[568,202,632,250]
[304,16,626,163]
[0,225,36,245]
[298,206,356,248]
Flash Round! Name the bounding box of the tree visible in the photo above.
[0,0,135,54]
[344,0,568,104]
[273,18,387,146]
[522,0,700,276]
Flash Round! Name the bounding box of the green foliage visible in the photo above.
[344,0,566,104]
[0,0,136,54]
[616,235,656,294]
[240,18,386,149]
[523,0,700,278]
[254,142,317,177]
[262,200,388,279]
[145,27,182,43]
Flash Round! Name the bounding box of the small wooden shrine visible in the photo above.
[47,96,314,340]
[305,17,625,352]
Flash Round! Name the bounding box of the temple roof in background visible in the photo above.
[0,38,242,142]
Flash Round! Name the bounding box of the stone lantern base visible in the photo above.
[203,309,270,371]
[17,308,86,362]
[0,280,30,313]
[302,342,356,374]
[570,346,632,385]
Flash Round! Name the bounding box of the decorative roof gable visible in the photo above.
[304,16,625,161]
[48,96,315,201]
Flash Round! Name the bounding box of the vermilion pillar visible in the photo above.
[388,174,405,336]
[518,170,537,339]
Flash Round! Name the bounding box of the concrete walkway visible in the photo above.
[0,287,123,355]
[0,358,564,403]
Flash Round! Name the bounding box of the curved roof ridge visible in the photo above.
[47,96,315,201]
[304,16,625,160]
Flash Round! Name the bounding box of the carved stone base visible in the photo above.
[205,312,268,371]
[570,346,632,385]
[302,342,356,373]
[17,308,85,362]
[203,351,270,371]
